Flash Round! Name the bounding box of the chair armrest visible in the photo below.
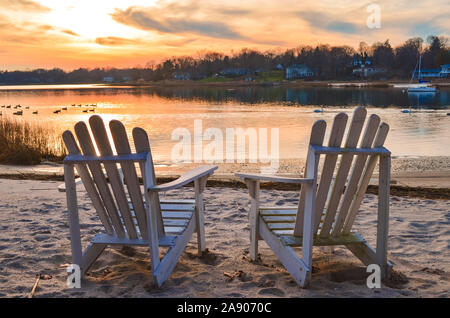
[148,165,218,192]
[235,173,314,184]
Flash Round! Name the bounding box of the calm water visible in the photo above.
[0,84,449,163]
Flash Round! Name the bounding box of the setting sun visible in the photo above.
[39,1,150,39]
[0,0,448,70]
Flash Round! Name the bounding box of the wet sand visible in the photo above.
[0,156,449,188]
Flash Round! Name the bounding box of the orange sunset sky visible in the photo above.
[0,0,448,71]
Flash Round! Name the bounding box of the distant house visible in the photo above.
[412,69,441,79]
[353,66,387,78]
[220,68,248,77]
[276,64,284,70]
[285,64,314,79]
[350,57,372,67]
[411,64,450,79]
[103,76,114,83]
[122,76,132,82]
[172,72,191,80]
[440,64,450,78]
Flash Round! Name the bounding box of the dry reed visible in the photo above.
[0,116,66,165]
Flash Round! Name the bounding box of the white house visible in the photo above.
[412,69,441,79]
[353,66,386,78]
[440,64,450,77]
[412,64,450,79]
[172,72,191,80]
[350,57,372,67]
[285,64,314,79]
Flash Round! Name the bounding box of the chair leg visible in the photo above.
[377,155,390,279]
[65,164,82,268]
[194,177,208,255]
[245,180,260,261]
[153,215,197,287]
[195,206,206,255]
[259,220,310,287]
[81,243,106,276]
[346,242,392,278]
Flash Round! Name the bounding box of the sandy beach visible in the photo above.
[0,178,448,298]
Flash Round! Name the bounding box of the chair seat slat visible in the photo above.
[262,215,296,223]
[279,233,366,247]
[162,211,193,219]
[160,203,195,211]
[260,208,297,216]
[92,233,177,247]
[160,199,196,204]
[267,223,295,230]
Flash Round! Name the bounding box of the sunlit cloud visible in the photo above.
[62,30,79,37]
[0,0,447,70]
[111,6,246,40]
[95,36,142,46]
[0,0,50,12]
[297,11,360,35]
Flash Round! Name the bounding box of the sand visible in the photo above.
[0,178,448,298]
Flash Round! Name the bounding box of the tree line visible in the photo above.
[1,35,449,84]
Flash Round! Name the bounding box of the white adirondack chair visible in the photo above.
[62,115,217,287]
[236,107,392,287]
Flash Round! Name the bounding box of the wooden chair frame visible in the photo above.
[63,116,217,287]
[237,107,392,287]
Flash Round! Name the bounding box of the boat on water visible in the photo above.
[408,86,436,93]
[408,55,436,93]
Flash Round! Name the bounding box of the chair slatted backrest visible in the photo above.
[62,115,161,240]
[294,107,390,238]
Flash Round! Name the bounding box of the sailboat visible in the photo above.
[408,55,436,93]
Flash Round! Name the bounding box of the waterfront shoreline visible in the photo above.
[0,156,449,199]
[1,80,449,89]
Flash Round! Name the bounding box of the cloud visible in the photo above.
[0,15,68,46]
[62,30,79,37]
[95,36,141,46]
[297,11,360,34]
[0,0,50,12]
[111,6,246,40]
[162,38,198,47]
[410,23,444,39]
[38,24,55,31]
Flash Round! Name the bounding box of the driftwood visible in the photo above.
[28,274,52,298]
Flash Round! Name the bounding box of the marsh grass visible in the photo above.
[0,116,66,165]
